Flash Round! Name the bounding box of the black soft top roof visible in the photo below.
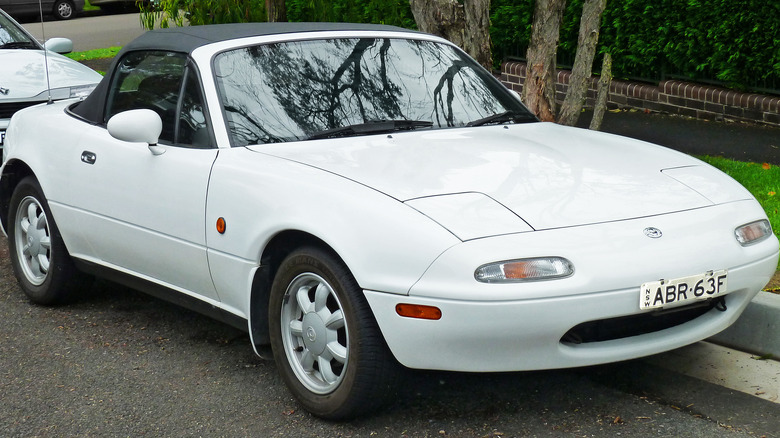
[70,22,414,124]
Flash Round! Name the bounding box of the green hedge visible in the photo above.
[286,0,415,28]
[492,0,780,92]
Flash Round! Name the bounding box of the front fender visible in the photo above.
[205,147,461,314]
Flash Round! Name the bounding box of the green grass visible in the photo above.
[64,46,122,61]
[84,0,100,12]
[699,155,780,267]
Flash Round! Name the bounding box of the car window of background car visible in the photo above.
[105,50,187,144]
[214,38,524,146]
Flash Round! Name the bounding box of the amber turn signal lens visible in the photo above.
[395,303,442,320]
[216,217,226,234]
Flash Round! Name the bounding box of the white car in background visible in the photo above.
[1,23,778,419]
[0,7,101,158]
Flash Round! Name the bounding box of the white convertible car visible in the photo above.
[1,23,778,419]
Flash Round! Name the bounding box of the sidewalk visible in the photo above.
[580,109,780,359]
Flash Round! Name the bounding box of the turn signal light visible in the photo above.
[735,220,772,246]
[216,217,227,234]
[396,303,442,320]
[475,257,574,283]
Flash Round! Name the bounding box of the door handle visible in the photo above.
[81,151,96,165]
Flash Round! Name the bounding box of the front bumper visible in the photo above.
[366,254,775,371]
[366,201,779,372]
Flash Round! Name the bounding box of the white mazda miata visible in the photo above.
[1,23,777,419]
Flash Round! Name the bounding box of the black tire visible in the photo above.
[52,0,75,20]
[7,176,85,305]
[269,247,397,419]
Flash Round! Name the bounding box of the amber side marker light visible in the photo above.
[216,217,227,234]
[396,303,442,320]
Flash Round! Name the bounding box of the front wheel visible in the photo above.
[8,177,84,304]
[269,247,397,419]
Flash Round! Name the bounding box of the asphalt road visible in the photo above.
[577,109,780,166]
[1,235,778,437]
[20,11,145,52]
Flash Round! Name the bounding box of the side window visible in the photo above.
[105,51,187,144]
[176,66,212,148]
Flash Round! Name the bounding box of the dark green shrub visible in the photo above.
[492,0,780,92]
[286,0,415,27]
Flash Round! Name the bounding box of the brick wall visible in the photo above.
[501,61,780,127]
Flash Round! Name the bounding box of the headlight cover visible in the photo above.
[475,257,574,283]
[69,84,97,99]
[735,220,772,246]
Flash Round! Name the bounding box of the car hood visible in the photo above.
[251,123,752,233]
[0,50,102,99]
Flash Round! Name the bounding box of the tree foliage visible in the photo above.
[140,0,266,29]
[287,0,415,27]
[141,0,416,29]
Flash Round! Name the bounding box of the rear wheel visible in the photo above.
[269,247,397,419]
[8,177,84,304]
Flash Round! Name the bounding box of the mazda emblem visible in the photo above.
[643,227,663,238]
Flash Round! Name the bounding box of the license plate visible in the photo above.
[0,130,5,147]
[640,270,728,310]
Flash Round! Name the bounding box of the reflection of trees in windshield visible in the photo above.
[251,38,405,132]
[215,38,515,145]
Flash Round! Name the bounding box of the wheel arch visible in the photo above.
[0,159,35,232]
[249,229,345,347]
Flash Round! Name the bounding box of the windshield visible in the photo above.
[214,37,534,146]
[0,12,39,50]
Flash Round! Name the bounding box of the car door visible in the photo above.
[63,51,220,301]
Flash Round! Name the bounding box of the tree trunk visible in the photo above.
[589,52,612,130]
[265,0,287,22]
[522,0,566,122]
[558,0,607,126]
[463,0,492,69]
[409,0,492,70]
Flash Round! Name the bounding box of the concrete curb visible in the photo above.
[709,291,780,359]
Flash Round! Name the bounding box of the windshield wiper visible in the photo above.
[0,41,39,50]
[307,119,433,140]
[466,110,538,127]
